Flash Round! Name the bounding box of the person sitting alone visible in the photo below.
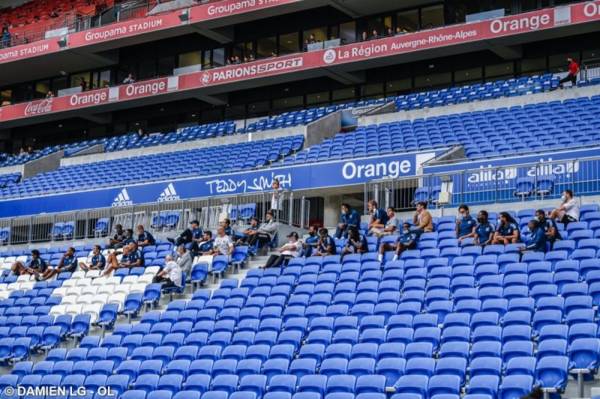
[335,203,360,239]
[315,228,336,256]
[175,245,193,277]
[303,225,319,257]
[536,209,561,246]
[136,225,155,248]
[411,201,433,237]
[521,219,547,253]
[456,204,476,243]
[262,232,303,268]
[153,255,182,289]
[549,189,579,227]
[11,249,47,277]
[378,222,417,262]
[103,243,143,276]
[341,226,368,259]
[79,245,106,271]
[468,210,495,247]
[40,247,78,280]
[492,212,520,244]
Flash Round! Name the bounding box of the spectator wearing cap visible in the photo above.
[247,211,279,250]
[235,217,259,245]
[341,226,368,259]
[11,249,47,277]
[335,203,360,239]
[521,219,547,253]
[367,200,388,236]
[79,245,106,271]
[315,228,336,256]
[262,231,302,268]
[411,201,433,237]
[168,220,203,251]
[303,225,319,257]
[136,225,155,248]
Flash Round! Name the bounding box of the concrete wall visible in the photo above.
[360,85,600,126]
[305,111,342,147]
[22,150,64,179]
[69,144,105,157]
[0,164,24,176]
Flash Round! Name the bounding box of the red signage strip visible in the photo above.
[189,0,300,22]
[0,39,62,64]
[2,1,600,123]
[69,12,184,48]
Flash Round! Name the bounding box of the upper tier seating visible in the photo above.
[0,173,20,189]
[0,135,304,199]
[4,213,600,398]
[0,147,61,168]
[281,95,600,165]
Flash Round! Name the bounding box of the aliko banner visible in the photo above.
[2,1,600,122]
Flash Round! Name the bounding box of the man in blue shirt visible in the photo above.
[303,225,319,257]
[235,217,259,245]
[521,219,547,253]
[315,228,336,256]
[221,218,234,236]
[137,225,155,248]
[11,249,47,276]
[492,212,520,245]
[535,209,561,246]
[378,222,417,262]
[467,210,495,247]
[198,231,215,255]
[456,204,476,242]
[341,226,368,259]
[122,229,135,246]
[103,243,144,276]
[367,200,388,236]
[40,247,78,280]
[168,220,203,248]
[108,224,126,249]
[335,203,360,239]
[80,245,106,271]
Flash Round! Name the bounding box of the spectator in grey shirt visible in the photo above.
[175,245,193,277]
[248,210,279,248]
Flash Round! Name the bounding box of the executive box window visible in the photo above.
[306,91,330,105]
[35,81,50,98]
[362,83,384,97]
[332,87,356,102]
[303,27,327,43]
[138,59,157,80]
[421,4,444,29]
[247,100,270,116]
[396,9,419,31]
[257,36,277,58]
[273,96,303,110]
[549,53,572,72]
[415,72,451,89]
[212,48,226,67]
[279,32,300,55]
[521,57,546,74]
[339,21,356,44]
[386,78,412,94]
[485,62,514,78]
[179,51,202,68]
[70,72,91,89]
[455,67,483,83]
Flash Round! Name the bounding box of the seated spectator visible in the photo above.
[11,249,46,277]
[385,27,393,36]
[221,218,233,236]
[153,255,182,289]
[549,189,579,226]
[456,204,476,242]
[167,220,203,249]
[175,245,193,277]
[335,203,360,239]
[235,217,259,245]
[492,211,520,244]
[122,229,135,247]
[367,200,388,235]
[395,26,408,35]
[247,211,279,250]
[370,29,379,39]
[341,226,368,259]
[411,201,433,237]
[122,73,135,84]
[470,210,495,247]
[372,207,400,238]
[136,225,155,247]
[315,228,336,256]
[108,224,126,249]
[521,219,547,253]
[360,31,368,41]
[40,247,77,280]
[262,232,303,268]
[197,231,214,255]
[378,222,417,262]
[211,226,234,258]
[79,245,106,271]
[303,225,319,257]
[103,243,143,276]
[536,209,561,245]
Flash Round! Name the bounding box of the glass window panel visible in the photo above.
[396,9,418,32]
[306,91,329,105]
[273,96,303,110]
[386,78,412,93]
[212,48,226,67]
[202,50,212,69]
[303,27,327,43]
[485,62,514,78]
[279,32,299,55]
[35,81,49,98]
[248,100,270,116]
[257,36,277,58]
[521,57,546,73]
[362,83,384,96]
[421,4,444,29]
[339,21,356,44]
[179,51,202,68]
[70,72,91,89]
[332,87,356,101]
[455,67,483,83]
[549,53,572,73]
[415,72,451,88]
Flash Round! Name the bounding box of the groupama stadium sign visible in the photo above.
[2,1,600,122]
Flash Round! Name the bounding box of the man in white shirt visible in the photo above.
[153,255,182,288]
[550,189,580,226]
[262,232,302,268]
[211,226,234,257]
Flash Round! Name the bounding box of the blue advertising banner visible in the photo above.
[422,146,600,204]
[0,150,438,218]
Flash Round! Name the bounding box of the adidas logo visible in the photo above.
[157,183,180,202]
[111,188,133,207]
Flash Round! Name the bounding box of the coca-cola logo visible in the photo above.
[24,98,53,116]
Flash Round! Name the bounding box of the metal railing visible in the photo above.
[0,189,310,246]
[365,156,600,211]
[581,58,600,82]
